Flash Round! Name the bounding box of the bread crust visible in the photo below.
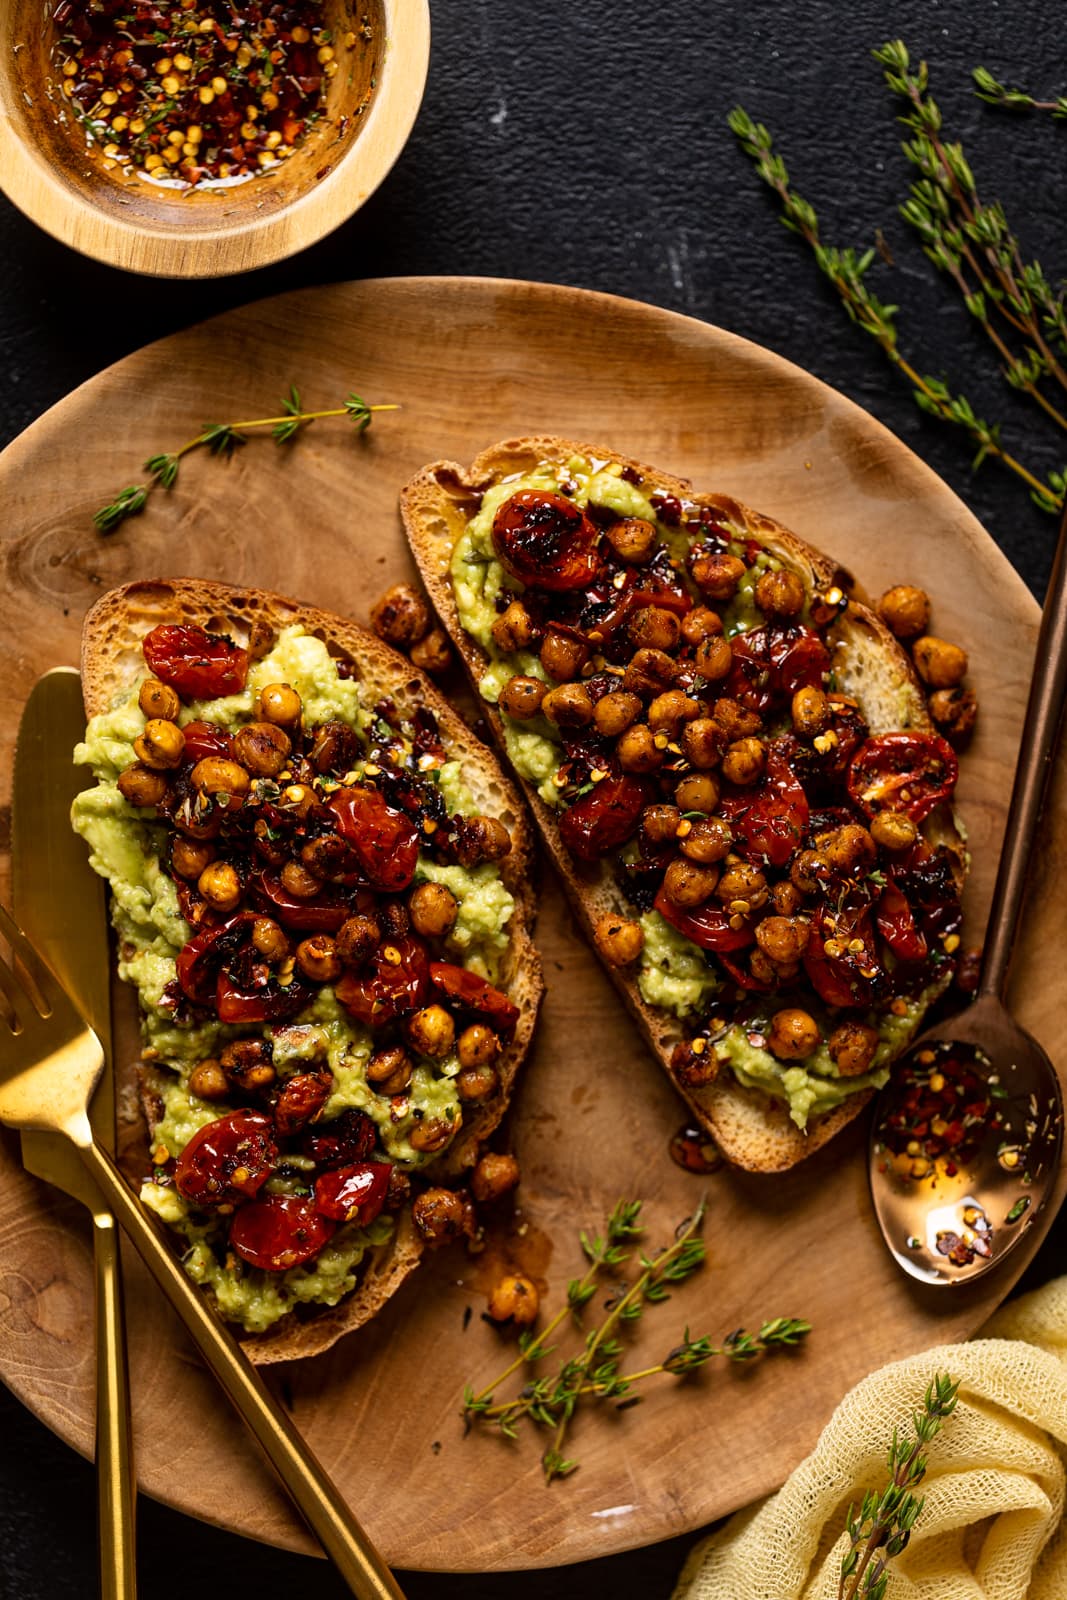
[81,578,544,1361]
[401,437,965,1174]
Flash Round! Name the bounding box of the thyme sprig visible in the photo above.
[93,387,399,534]
[838,1373,960,1600]
[463,1198,810,1484]
[973,66,1067,120]
[728,105,1063,512]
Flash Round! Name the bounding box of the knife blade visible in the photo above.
[13,666,137,1600]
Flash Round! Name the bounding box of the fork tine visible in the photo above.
[0,900,61,1016]
[0,947,27,1034]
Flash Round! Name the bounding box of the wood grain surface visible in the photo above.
[0,277,1063,1572]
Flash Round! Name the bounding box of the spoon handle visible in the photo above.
[979,499,1067,1000]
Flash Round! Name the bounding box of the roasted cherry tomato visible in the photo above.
[173,1110,277,1208]
[492,490,603,591]
[653,889,756,953]
[179,719,233,762]
[876,881,928,964]
[274,1072,333,1138]
[429,961,519,1031]
[143,624,249,700]
[229,1195,336,1272]
[726,624,830,716]
[719,747,810,868]
[313,1161,392,1224]
[559,775,654,863]
[301,1109,377,1169]
[215,972,311,1023]
[175,912,257,1005]
[328,787,420,892]
[803,902,881,1008]
[335,935,430,1027]
[250,871,351,933]
[847,732,958,823]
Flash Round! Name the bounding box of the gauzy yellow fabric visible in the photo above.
[673,1277,1067,1600]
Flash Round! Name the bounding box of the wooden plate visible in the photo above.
[0,278,1063,1572]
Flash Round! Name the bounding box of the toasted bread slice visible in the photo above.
[81,578,543,1361]
[401,438,965,1173]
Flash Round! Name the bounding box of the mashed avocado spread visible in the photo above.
[73,626,516,1331]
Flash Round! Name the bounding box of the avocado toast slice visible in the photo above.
[401,437,966,1173]
[73,578,542,1361]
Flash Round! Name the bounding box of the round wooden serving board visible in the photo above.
[0,278,1064,1572]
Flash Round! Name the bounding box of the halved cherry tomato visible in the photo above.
[726,625,830,715]
[653,888,755,952]
[847,732,958,823]
[274,1072,333,1138]
[175,912,257,1005]
[180,720,233,763]
[313,1161,392,1224]
[335,935,430,1027]
[328,787,420,892]
[143,624,249,700]
[876,881,928,964]
[719,747,810,868]
[250,871,351,933]
[429,962,519,1030]
[559,775,654,862]
[216,972,311,1023]
[301,1109,377,1169]
[174,1111,277,1208]
[492,490,603,591]
[230,1195,336,1272]
[802,902,881,1008]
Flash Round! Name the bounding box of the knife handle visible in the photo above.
[93,1211,137,1600]
[78,1140,405,1600]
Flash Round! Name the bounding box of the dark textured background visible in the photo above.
[3,1,1066,1595]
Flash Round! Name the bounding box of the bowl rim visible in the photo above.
[0,0,430,279]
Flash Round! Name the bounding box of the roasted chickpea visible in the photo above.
[409,1115,458,1154]
[663,858,720,907]
[138,678,180,721]
[411,628,452,676]
[379,902,410,940]
[790,849,830,894]
[617,724,663,774]
[641,803,683,844]
[541,682,594,729]
[681,605,723,647]
[828,1020,880,1076]
[593,690,641,738]
[770,881,803,916]
[295,935,343,984]
[540,628,589,682]
[879,584,930,640]
[274,1072,333,1138]
[713,698,762,740]
[309,720,359,776]
[682,718,726,770]
[647,690,700,734]
[190,756,250,797]
[755,915,810,967]
[491,598,536,653]
[605,516,656,564]
[188,1058,230,1101]
[407,1005,456,1059]
[457,1062,501,1101]
[715,860,767,910]
[694,635,734,680]
[279,782,316,818]
[628,605,682,653]
[487,1273,539,1327]
[691,551,746,600]
[412,1187,466,1246]
[767,1007,821,1061]
[623,647,677,698]
[198,861,241,912]
[755,568,805,618]
[171,837,215,881]
[366,1045,413,1095]
[594,913,645,966]
[336,914,382,968]
[929,686,978,743]
[410,882,459,938]
[792,685,831,737]
[455,815,512,867]
[674,773,720,813]
[671,1038,720,1088]
[117,763,169,808]
[471,1152,520,1204]
[869,811,918,851]
[232,720,291,778]
[251,916,289,964]
[135,718,185,771]
[749,949,784,987]
[280,860,323,899]
[457,1024,500,1070]
[220,1038,275,1092]
[370,582,431,647]
[246,620,275,662]
[822,823,876,873]
[257,682,302,727]
[912,635,968,689]
[721,736,765,787]
[300,835,353,883]
[679,816,733,864]
[499,674,547,720]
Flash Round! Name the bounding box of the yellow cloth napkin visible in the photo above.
[674,1277,1067,1600]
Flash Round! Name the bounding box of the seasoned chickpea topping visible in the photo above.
[870,811,918,851]
[790,849,829,894]
[879,584,930,640]
[540,629,589,682]
[366,1045,413,1095]
[928,686,978,743]
[279,860,322,899]
[457,815,512,865]
[822,824,876,873]
[232,721,291,777]
[617,723,663,774]
[198,861,241,912]
[605,516,657,564]
[623,647,677,698]
[755,568,805,618]
[491,598,536,653]
[251,917,289,964]
[594,913,644,967]
[411,628,452,676]
[412,1187,466,1246]
[682,717,725,770]
[171,837,214,881]
[370,583,431,648]
[691,550,745,600]
[681,605,723,646]
[694,634,734,680]
[487,1273,539,1326]
[135,718,185,770]
[593,690,641,738]
[407,1005,456,1059]
[641,803,683,844]
[191,756,250,797]
[409,882,458,938]
[280,782,315,817]
[721,736,766,787]
[770,881,803,916]
[674,773,720,813]
[471,1152,520,1204]
[409,1115,458,1154]
[257,682,302,727]
[221,1038,275,1092]
[755,915,810,966]
[767,1007,821,1060]
[829,1020,880,1076]
[336,915,381,968]
[912,635,968,688]
[541,682,594,729]
[680,816,733,864]
[295,935,343,983]
[792,685,830,737]
[671,1037,720,1088]
[189,1059,229,1101]
[628,605,682,653]
[715,860,767,909]
[499,674,547,720]
[138,678,180,721]
[713,697,762,740]
[458,1023,500,1070]
[457,1062,500,1101]
[648,690,700,733]
[118,764,168,807]
[663,857,719,906]
[300,834,352,882]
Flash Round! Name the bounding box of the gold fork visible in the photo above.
[0,900,404,1600]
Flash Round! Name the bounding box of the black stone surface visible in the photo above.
[2,2,1066,1595]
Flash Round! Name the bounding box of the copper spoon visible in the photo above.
[869,503,1067,1285]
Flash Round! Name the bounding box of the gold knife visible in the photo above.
[13,667,136,1600]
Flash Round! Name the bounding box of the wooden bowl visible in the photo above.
[0,1,429,277]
